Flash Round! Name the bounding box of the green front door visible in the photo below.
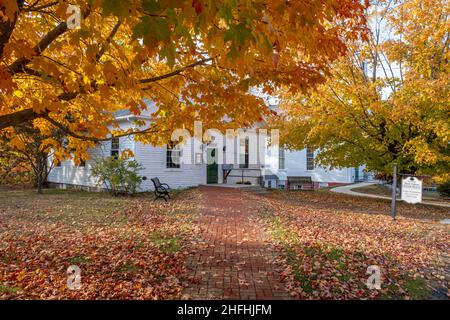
[206,148,218,184]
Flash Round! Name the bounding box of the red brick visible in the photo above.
[183,187,291,300]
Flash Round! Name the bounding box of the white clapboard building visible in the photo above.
[48,103,365,191]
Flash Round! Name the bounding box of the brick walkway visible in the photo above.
[183,186,291,300]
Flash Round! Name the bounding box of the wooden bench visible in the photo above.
[287,176,315,190]
[151,177,171,201]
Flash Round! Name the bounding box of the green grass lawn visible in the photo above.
[351,184,449,203]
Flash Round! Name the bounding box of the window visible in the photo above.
[239,137,249,168]
[279,148,285,170]
[166,141,181,168]
[306,148,314,170]
[195,153,203,165]
[111,138,119,158]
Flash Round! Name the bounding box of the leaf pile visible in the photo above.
[0,189,200,299]
[255,191,449,299]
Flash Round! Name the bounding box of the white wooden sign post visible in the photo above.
[401,177,423,204]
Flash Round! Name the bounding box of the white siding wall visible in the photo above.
[135,139,207,191]
[47,134,136,189]
[48,136,208,191]
[47,117,356,190]
[281,149,354,184]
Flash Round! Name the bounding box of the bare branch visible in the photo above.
[0,109,43,129]
[8,7,92,75]
[96,20,122,62]
[22,1,58,12]
[0,56,215,130]
[41,114,162,142]
[139,57,214,84]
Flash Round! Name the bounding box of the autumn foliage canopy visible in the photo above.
[278,0,449,178]
[0,0,367,162]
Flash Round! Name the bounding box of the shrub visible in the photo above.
[91,157,143,195]
[436,180,450,197]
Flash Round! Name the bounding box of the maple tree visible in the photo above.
[0,123,64,192]
[0,0,367,164]
[0,144,33,185]
[277,0,449,179]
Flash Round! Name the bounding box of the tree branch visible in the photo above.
[96,20,122,62]
[0,108,45,129]
[8,7,92,75]
[0,1,23,57]
[41,114,162,142]
[0,57,215,130]
[22,1,58,12]
[139,57,214,84]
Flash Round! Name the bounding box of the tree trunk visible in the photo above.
[36,154,43,194]
[35,152,46,194]
[0,109,38,130]
[37,174,43,194]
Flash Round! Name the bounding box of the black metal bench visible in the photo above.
[151,177,171,201]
